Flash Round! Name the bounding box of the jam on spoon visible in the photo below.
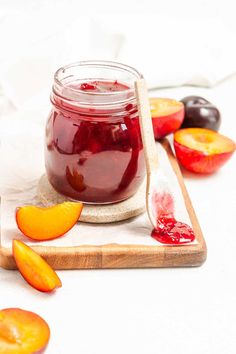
[151,214,195,244]
[151,191,195,245]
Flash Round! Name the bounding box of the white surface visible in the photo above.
[1,77,236,354]
[1,1,236,353]
[0,78,236,354]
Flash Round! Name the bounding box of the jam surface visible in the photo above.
[151,191,195,244]
[45,80,145,204]
[79,80,128,92]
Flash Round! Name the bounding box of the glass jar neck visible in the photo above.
[51,60,143,117]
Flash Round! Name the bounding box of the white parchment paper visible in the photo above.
[1,112,197,248]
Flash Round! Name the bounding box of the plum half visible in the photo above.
[174,128,235,174]
[0,308,50,353]
[150,98,184,139]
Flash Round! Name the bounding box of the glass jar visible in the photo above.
[45,60,145,204]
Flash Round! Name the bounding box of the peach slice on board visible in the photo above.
[150,98,184,139]
[0,308,50,353]
[174,128,236,174]
[16,201,83,241]
[13,240,62,293]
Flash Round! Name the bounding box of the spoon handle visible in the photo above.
[135,79,160,228]
[135,79,158,175]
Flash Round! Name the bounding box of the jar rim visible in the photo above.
[54,60,143,95]
[53,60,143,108]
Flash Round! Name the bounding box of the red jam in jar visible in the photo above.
[45,61,145,204]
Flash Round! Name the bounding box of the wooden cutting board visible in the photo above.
[0,140,207,270]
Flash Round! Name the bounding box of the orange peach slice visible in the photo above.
[0,308,50,353]
[16,201,83,241]
[13,240,62,293]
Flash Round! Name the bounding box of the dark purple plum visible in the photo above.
[180,96,221,131]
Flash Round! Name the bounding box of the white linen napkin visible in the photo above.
[108,14,236,89]
[0,8,123,110]
[0,6,235,110]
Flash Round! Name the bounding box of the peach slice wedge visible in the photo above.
[0,308,50,353]
[13,240,62,293]
[16,201,83,241]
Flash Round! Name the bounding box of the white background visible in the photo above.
[1,1,236,353]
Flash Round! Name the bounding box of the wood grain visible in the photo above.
[0,141,207,270]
